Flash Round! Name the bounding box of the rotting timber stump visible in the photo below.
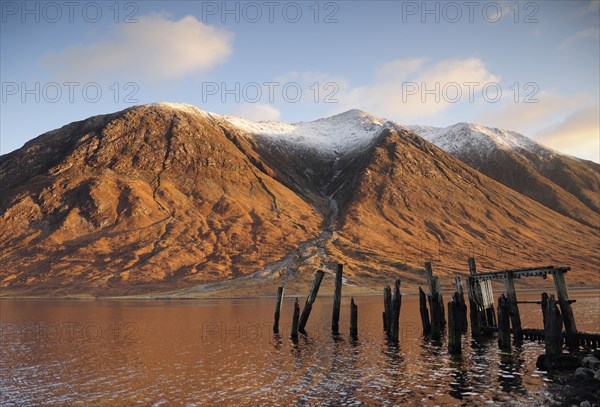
[504,271,523,345]
[298,270,325,334]
[382,279,401,342]
[424,262,445,341]
[332,264,343,335]
[419,286,432,337]
[497,294,511,351]
[350,298,358,340]
[273,285,285,333]
[448,292,462,355]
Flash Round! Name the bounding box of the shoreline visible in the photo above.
[1,286,599,301]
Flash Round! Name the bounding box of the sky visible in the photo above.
[1,0,599,162]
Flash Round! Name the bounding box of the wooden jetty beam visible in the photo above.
[497,294,511,351]
[273,285,285,333]
[482,326,600,348]
[504,271,523,344]
[418,286,432,337]
[517,299,576,304]
[350,297,358,340]
[552,269,578,351]
[331,264,343,335]
[291,298,300,340]
[470,266,569,281]
[298,270,325,334]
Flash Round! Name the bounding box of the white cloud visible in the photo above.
[333,58,499,122]
[534,103,600,163]
[473,91,585,134]
[45,14,233,81]
[582,0,600,15]
[232,103,281,121]
[559,27,600,50]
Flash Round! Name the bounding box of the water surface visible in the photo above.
[1,290,599,405]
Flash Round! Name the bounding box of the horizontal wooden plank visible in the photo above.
[470,266,570,281]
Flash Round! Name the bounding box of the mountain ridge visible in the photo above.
[407,122,600,229]
[1,103,598,296]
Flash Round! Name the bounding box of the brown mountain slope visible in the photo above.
[331,127,600,288]
[1,105,598,296]
[0,104,321,295]
[408,123,600,229]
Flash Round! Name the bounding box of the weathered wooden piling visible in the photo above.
[552,269,578,351]
[448,292,462,354]
[418,286,431,337]
[504,271,523,344]
[455,276,468,334]
[298,270,325,334]
[273,285,285,333]
[383,280,402,341]
[497,294,511,351]
[291,298,300,340]
[332,264,343,335]
[383,285,392,336]
[542,293,563,358]
[424,262,445,340]
[350,297,358,340]
[391,279,402,342]
[466,257,496,339]
[541,292,549,330]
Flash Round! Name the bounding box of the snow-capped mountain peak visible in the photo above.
[220,109,390,154]
[407,122,555,159]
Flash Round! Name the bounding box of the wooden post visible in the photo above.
[467,276,483,339]
[497,294,511,351]
[542,293,563,358]
[481,279,497,328]
[332,264,343,335]
[298,270,325,334]
[438,277,447,329]
[424,262,444,340]
[552,269,578,351]
[291,298,300,340]
[418,286,431,337]
[541,292,549,330]
[383,285,392,337]
[273,285,285,333]
[455,276,468,334]
[468,257,477,275]
[350,297,358,340]
[448,293,462,354]
[504,271,523,344]
[467,257,496,334]
[391,279,402,342]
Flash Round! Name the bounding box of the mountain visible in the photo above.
[1,104,598,296]
[0,104,322,295]
[407,123,600,229]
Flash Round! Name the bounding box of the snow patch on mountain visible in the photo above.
[220,109,391,154]
[153,102,212,117]
[407,122,557,159]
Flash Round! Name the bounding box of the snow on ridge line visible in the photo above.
[149,102,556,158]
[151,102,213,117]
[408,122,555,157]
[220,110,392,154]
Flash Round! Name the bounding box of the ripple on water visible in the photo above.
[2,292,598,405]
